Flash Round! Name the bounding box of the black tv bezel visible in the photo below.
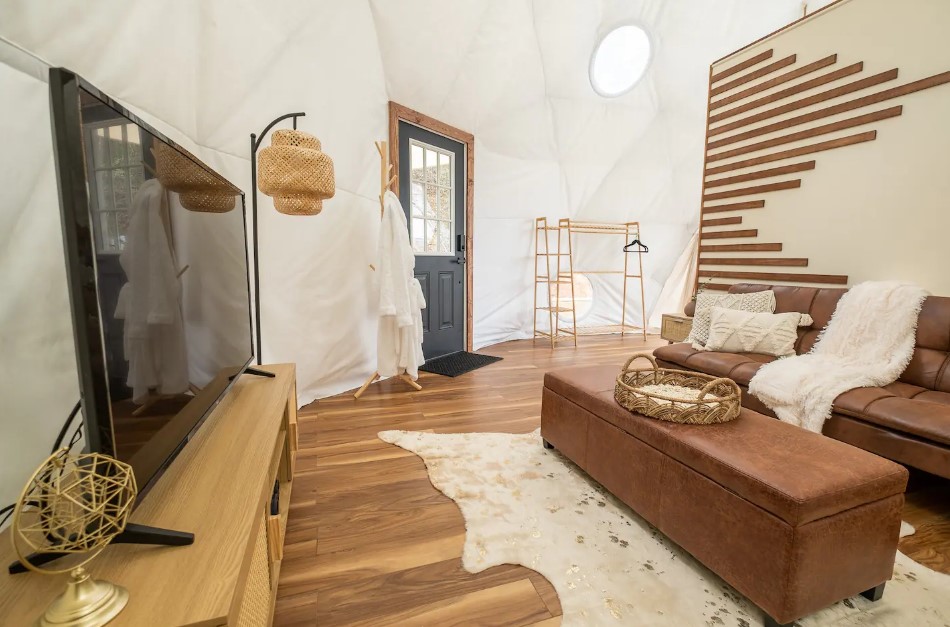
[47,67,255,499]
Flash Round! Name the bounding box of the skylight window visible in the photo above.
[589,25,652,97]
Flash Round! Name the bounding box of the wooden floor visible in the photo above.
[274,335,950,626]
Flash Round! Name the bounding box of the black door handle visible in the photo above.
[457,234,465,252]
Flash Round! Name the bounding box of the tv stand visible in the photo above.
[0,364,298,626]
[7,523,194,574]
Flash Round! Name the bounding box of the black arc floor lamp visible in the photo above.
[248,112,335,368]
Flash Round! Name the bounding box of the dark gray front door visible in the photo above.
[398,121,466,359]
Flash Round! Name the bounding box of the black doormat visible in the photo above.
[419,351,503,377]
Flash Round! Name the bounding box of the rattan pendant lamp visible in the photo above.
[250,112,335,365]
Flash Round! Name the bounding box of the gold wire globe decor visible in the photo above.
[11,448,137,627]
[154,142,237,214]
[257,129,335,216]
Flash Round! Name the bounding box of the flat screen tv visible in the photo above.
[48,68,254,500]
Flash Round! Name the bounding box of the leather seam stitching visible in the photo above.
[935,354,950,391]
[861,395,892,414]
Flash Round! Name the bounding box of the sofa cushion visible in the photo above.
[727,284,849,355]
[687,290,776,348]
[833,383,950,446]
[705,307,812,356]
[543,366,908,526]
[654,343,774,386]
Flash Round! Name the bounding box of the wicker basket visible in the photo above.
[614,353,741,425]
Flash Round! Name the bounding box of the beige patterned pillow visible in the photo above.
[704,307,814,356]
[686,290,776,348]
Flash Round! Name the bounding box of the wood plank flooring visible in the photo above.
[274,335,950,626]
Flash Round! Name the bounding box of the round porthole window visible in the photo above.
[589,24,652,97]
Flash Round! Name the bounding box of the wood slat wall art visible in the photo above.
[699,243,782,252]
[699,229,758,240]
[702,200,766,213]
[711,92,906,148]
[704,131,877,176]
[707,107,902,162]
[705,161,815,188]
[695,45,950,293]
[699,257,809,266]
[709,54,838,111]
[722,72,950,148]
[698,269,849,284]
[708,68,900,137]
[703,179,801,202]
[710,61,863,122]
[701,216,743,227]
[710,54,798,97]
[710,49,775,83]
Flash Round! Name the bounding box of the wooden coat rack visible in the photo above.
[353,140,423,400]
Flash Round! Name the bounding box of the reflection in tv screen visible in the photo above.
[76,88,252,489]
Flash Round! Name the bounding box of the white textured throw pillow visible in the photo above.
[686,290,776,348]
[704,307,814,357]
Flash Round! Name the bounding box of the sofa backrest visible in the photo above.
[723,283,950,393]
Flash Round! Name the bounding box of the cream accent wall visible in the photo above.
[703,0,950,295]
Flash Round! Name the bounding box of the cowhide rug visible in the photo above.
[378,429,950,627]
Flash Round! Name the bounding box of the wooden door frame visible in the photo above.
[389,101,475,352]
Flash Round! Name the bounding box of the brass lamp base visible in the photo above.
[37,567,128,627]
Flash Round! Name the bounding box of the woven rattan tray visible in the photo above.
[614,353,740,425]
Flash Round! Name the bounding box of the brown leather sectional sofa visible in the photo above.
[654,283,950,479]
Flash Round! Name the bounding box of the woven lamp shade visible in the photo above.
[154,142,236,213]
[258,129,335,216]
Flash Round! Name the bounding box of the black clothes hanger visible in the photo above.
[623,238,648,253]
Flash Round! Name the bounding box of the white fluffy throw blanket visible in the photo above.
[749,281,928,433]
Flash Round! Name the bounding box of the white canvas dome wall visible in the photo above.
[0,0,814,508]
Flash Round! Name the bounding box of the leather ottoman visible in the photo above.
[540,365,909,626]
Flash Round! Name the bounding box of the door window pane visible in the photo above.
[425,220,437,251]
[412,217,425,250]
[93,128,109,168]
[411,144,424,182]
[408,139,456,255]
[425,149,438,183]
[424,186,436,218]
[438,152,451,186]
[126,124,143,163]
[84,122,146,254]
[437,188,451,220]
[109,125,126,166]
[411,181,424,217]
[437,222,451,253]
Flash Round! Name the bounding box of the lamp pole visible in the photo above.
[249,112,306,366]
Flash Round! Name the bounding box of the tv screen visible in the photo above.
[48,68,253,498]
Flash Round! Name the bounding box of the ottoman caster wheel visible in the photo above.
[542,439,554,450]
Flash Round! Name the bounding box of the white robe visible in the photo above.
[114,179,189,403]
[377,190,426,379]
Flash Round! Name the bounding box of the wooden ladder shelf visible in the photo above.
[533,218,647,347]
